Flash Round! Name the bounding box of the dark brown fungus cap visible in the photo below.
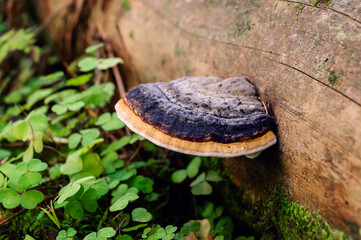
[115,76,277,157]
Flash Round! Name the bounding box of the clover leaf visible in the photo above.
[171,169,187,183]
[97,227,116,238]
[57,183,81,204]
[12,120,30,141]
[180,220,201,236]
[66,73,93,87]
[0,188,20,208]
[95,112,125,131]
[189,171,222,195]
[3,159,47,195]
[68,133,82,149]
[109,192,139,212]
[186,157,202,178]
[111,183,139,203]
[28,112,48,131]
[65,201,83,219]
[116,235,134,240]
[132,208,152,222]
[78,57,99,72]
[132,175,154,194]
[51,101,85,115]
[85,43,104,53]
[56,228,77,240]
[97,58,123,70]
[101,136,131,156]
[82,153,103,178]
[25,88,54,110]
[20,190,44,209]
[68,128,100,149]
[0,149,11,160]
[18,172,42,189]
[28,158,48,171]
[78,56,123,72]
[205,170,222,182]
[84,227,116,240]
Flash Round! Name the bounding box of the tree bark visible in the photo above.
[34,0,361,237]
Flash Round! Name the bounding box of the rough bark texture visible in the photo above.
[34,0,361,237]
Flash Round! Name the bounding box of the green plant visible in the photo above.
[328,70,339,87]
[0,37,231,239]
[312,0,333,7]
[235,237,254,240]
[199,202,223,227]
[0,28,39,62]
[95,112,125,131]
[40,200,61,229]
[78,44,123,72]
[132,208,153,222]
[171,157,222,195]
[174,220,201,240]
[24,235,36,240]
[0,159,47,209]
[293,4,305,21]
[56,228,77,240]
[84,227,116,240]
[109,192,139,212]
[0,25,349,240]
[142,225,177,240]
[122,0,131,11]
[234,20,252,36]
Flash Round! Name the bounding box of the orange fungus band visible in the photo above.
[115,99,277,157]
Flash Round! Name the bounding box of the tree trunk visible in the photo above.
[34,0,361,237]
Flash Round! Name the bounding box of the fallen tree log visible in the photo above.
[34,0,361,237]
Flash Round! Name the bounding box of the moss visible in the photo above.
[328,70,339,87]
[312,0,334,7]
[122,0,131,11]
[0,210,57,239]
[203,159,350,239]
[262,190,349,240]
[293,4,305,21]
[234,20,252,37]
[129,31,134,40]
[205,1,215,8]
[0,206,106,239]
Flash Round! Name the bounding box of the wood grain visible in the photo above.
[34,0,361,237]
[114,1,361,236]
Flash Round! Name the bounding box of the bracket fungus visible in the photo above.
[115,76,277,157]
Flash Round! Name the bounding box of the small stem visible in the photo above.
[15,103,28,117]
[0,157,8,165]
[63,61,77,78]
[129,144,141,162]
[97,209,109,230]
[259,97,268,115]
[147,225,157,237]
[2,142,27,147]
[43,145,66,158]
[0,208,27,226]
[28,121,35,142]
[117,217,127,236]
